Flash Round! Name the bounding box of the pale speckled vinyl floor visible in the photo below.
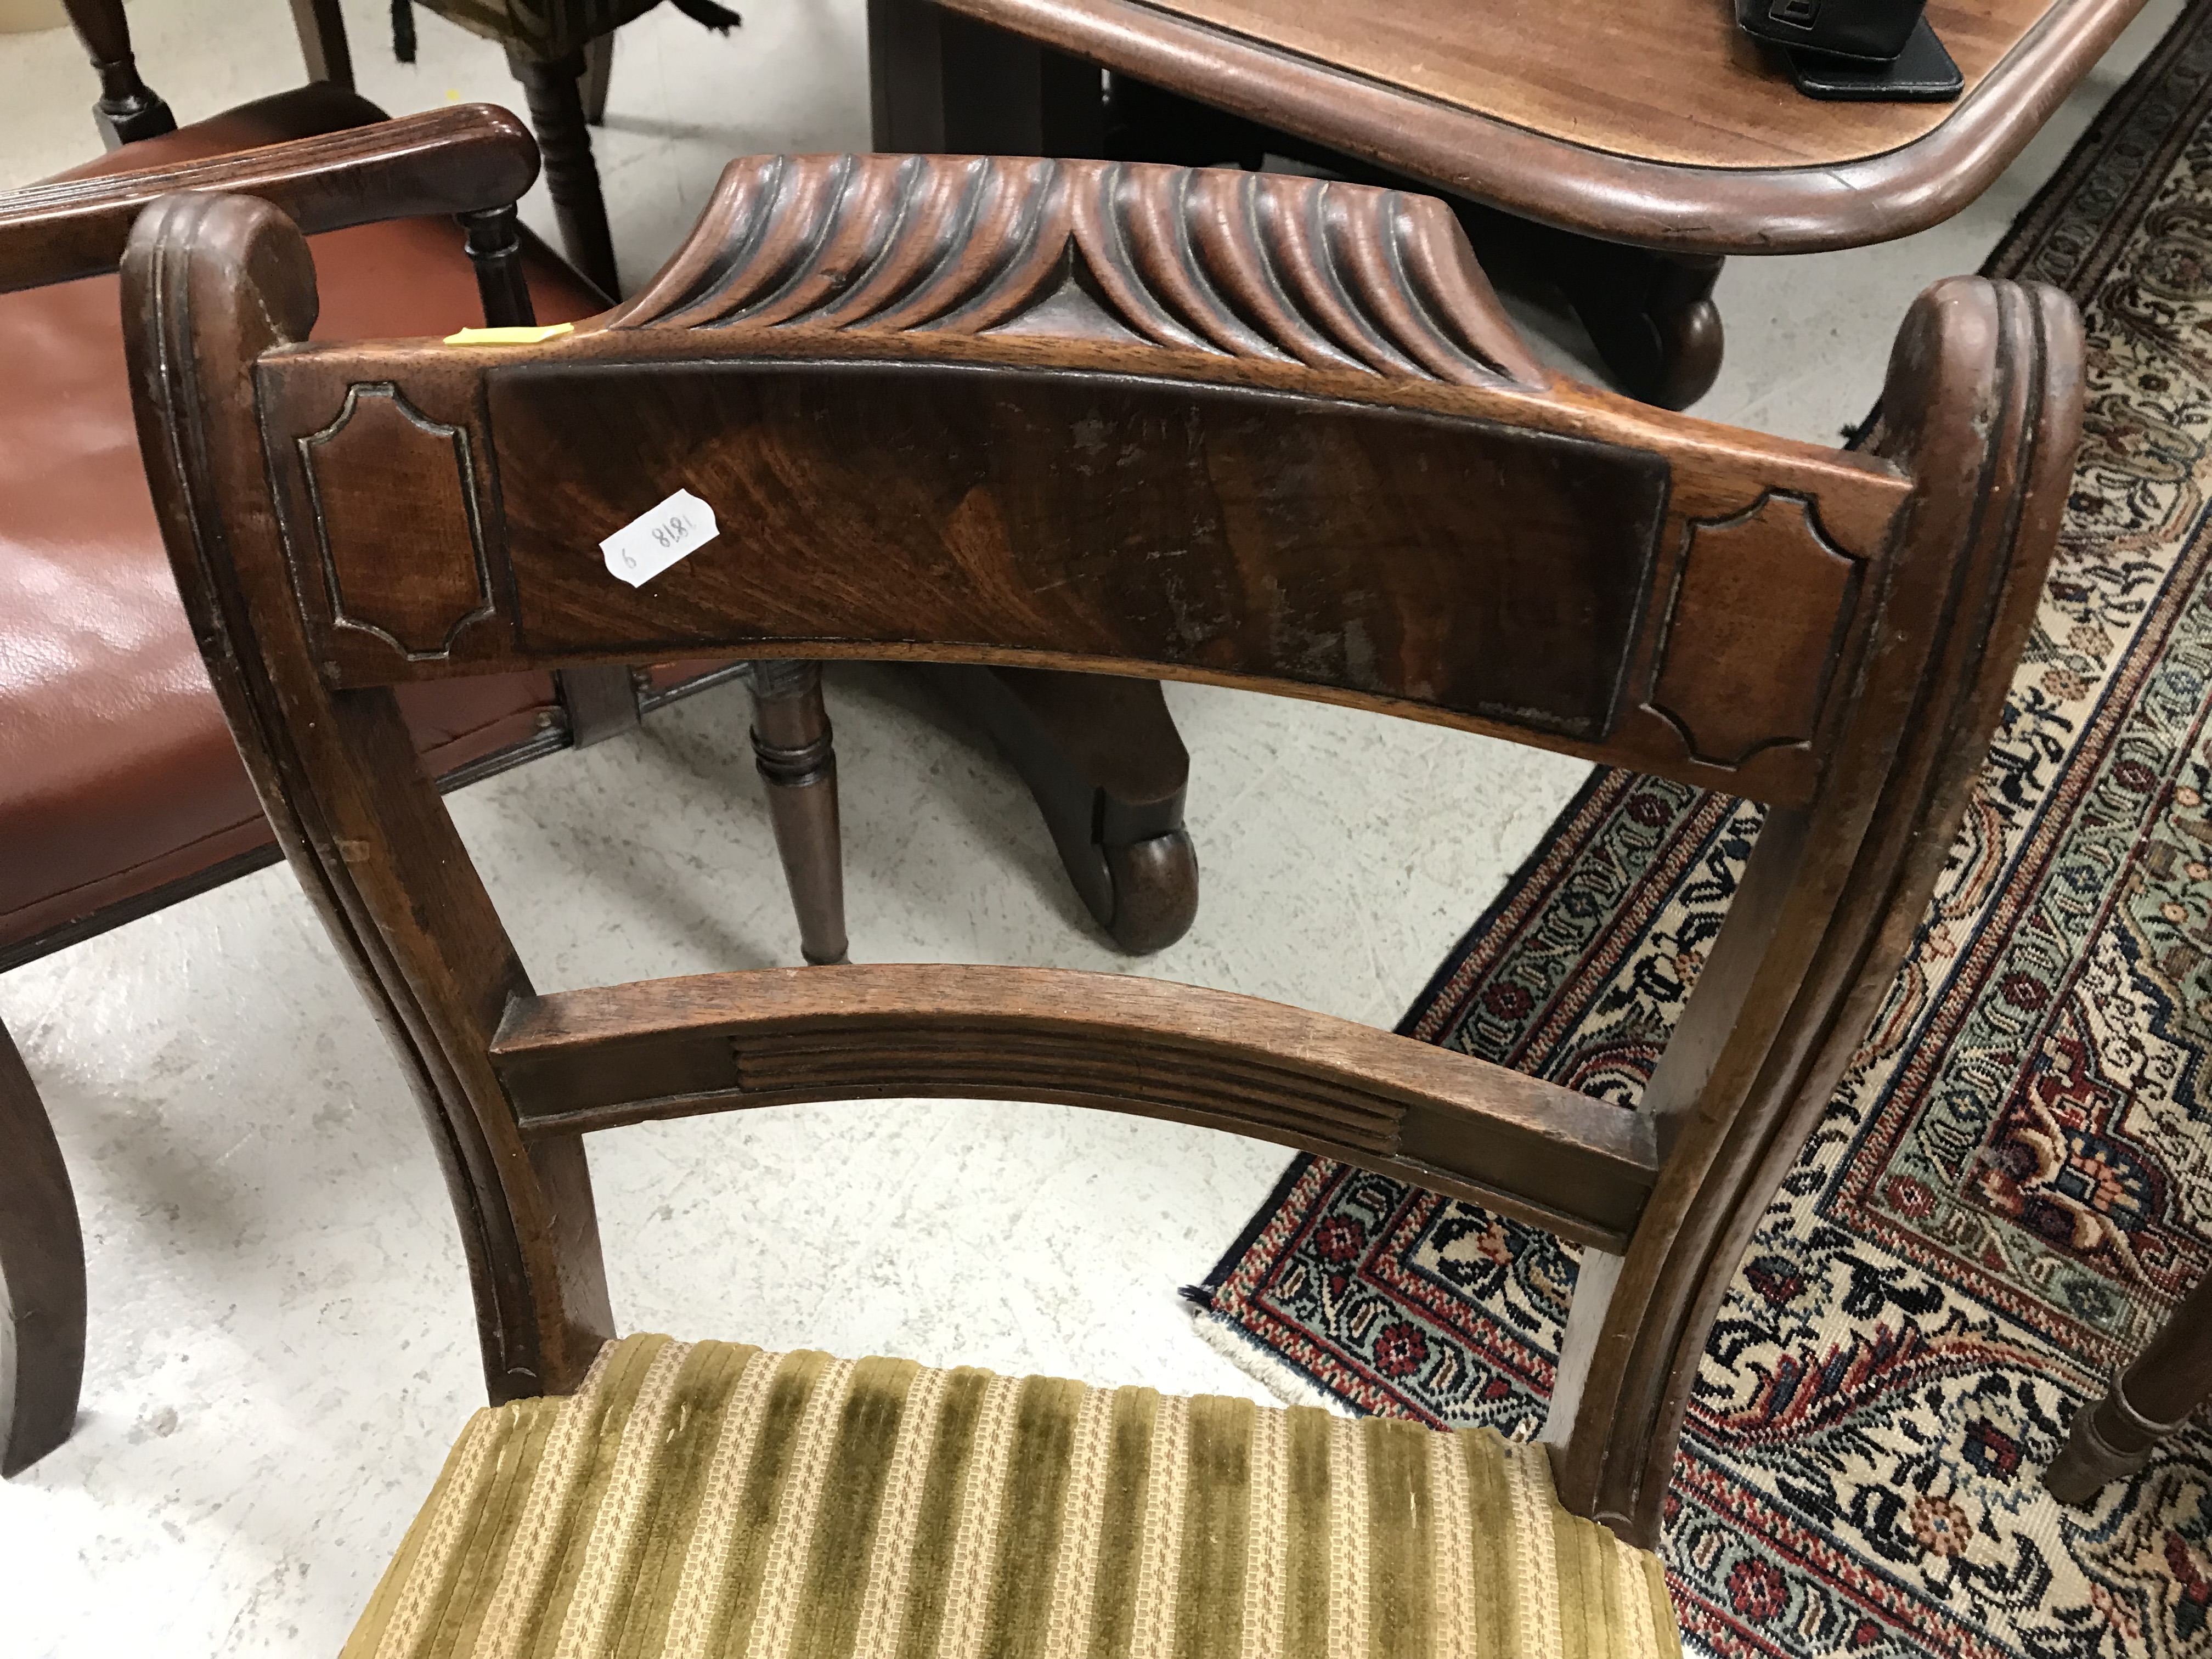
[0,0,2186,1651]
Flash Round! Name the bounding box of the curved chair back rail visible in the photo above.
[119,153,2083,1547]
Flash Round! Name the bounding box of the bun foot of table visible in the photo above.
[919,665,1199,955]
[1551,247,1726,412]
[1443,201,1726,410]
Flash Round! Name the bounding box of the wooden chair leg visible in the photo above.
[505,48,619,298]
[746,662,849,966]
[2046,1268,2212,1503]
[61,0,177,147]
[0,1016,86,1477]
[286,0,354,87]
[556,666,641,748]
[580,32,613,127]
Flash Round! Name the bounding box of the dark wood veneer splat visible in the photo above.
[487,359,1669,742]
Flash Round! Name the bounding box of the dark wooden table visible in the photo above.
[873,0,2147,405]
[862,0,2140,915]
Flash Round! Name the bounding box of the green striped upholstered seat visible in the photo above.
[345,1335,1679,1658]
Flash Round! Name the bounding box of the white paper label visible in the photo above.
[601,489,718,587]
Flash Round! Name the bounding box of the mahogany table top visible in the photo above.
[938,0,2149,251]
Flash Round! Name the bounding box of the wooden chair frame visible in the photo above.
[120,154,2079,1545]
[0,103,549,1477]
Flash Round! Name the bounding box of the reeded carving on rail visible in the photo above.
[611,152,1548,388]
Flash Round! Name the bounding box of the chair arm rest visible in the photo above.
[0,103,539,294]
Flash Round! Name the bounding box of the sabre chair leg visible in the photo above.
[2046,1267,2212,1504]
[0,1016,86,1477]
[746,662,848,966]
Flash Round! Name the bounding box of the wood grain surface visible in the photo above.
[122,162,2083,1549]
[928,0,2148,251]
[492,966,1662,1248]
[256,154,1912,809]
[1132,0,2059,168]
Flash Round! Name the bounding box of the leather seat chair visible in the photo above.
[1,84,610,972]
[0,34,623,1481]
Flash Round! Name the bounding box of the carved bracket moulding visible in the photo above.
[1645,490,1863,769]
[297,382,495,661]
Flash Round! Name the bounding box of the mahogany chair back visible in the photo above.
[119,155,2081,1547]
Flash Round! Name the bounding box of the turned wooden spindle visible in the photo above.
[745,662,849,967]
[505,47,618,297]
[457,202,537,330]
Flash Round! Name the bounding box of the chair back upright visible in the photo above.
[117,154,2083,1547]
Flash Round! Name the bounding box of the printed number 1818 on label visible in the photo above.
[601,488,719,588]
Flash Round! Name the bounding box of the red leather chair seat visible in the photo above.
[0,85,608,963]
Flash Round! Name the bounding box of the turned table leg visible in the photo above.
[746,662,849,967]
[0,1015,86,1477]
[2046,1269,2212,1504]
[505,47,619,298]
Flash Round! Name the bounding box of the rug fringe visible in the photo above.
[1183,1303,1353,1415]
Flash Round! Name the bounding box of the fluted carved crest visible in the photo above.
[610,154,1547,388]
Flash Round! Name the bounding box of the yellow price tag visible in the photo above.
[441,323,576,346]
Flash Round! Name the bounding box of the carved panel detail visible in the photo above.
[1646,492,1861,768]
[610,154,1548,389]
[297,383,492,660]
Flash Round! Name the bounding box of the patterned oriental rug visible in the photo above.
[1188,10,2212,1657]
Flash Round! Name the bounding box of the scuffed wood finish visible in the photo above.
[124,161,2082,1546]
[123,193,614,1405]
[0,103,541,294]
[1649,493,1863,768]
[298,385,493,660]
[258,154,1912,809]
[934,0,2146,252]
[0,1017,84,1478]
[1556,278,2085,1537]
[490,967,1659,1248]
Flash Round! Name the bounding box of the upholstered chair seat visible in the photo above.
[344,1334,1680,1659]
